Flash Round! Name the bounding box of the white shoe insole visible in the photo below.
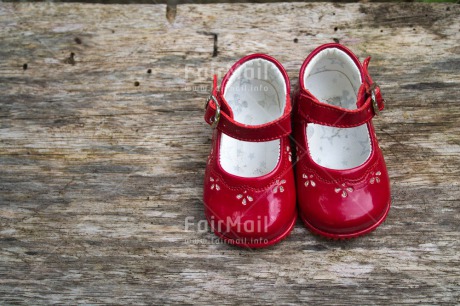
[304,48,371,170]
[220,59,287,177]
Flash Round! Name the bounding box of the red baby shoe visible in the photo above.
[203,54,297,248]
[293,43,391,239]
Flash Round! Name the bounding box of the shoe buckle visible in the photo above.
[369,83,381,116]
[205,95,220,128]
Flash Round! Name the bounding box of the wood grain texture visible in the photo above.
[0,2,459,304]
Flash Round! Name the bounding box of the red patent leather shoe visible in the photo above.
[203,54,297,248]
[293,43,391,239]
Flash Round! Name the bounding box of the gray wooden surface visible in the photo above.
[1,2,459,304]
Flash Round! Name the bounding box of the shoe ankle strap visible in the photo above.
[297,57,385,128]
[204,76,292,142]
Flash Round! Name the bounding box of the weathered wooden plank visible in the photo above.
[0,2,459,304]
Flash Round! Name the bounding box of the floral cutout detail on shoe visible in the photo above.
[210,177,220,191]
[302,174,316,187]
[286,145,292,162]
[236,191,253,206]
[369,171,381,184]
[334,183,354,198]
[273,179,286,193]
[207,148,213,165]
[295,145,301,162]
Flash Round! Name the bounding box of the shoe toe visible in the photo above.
[300,182,390,237]
[204,187,296,244]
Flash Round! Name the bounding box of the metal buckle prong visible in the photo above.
[205,95,220,129]
[369,83,381,116]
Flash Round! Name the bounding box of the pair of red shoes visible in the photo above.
[203,43,391,248]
